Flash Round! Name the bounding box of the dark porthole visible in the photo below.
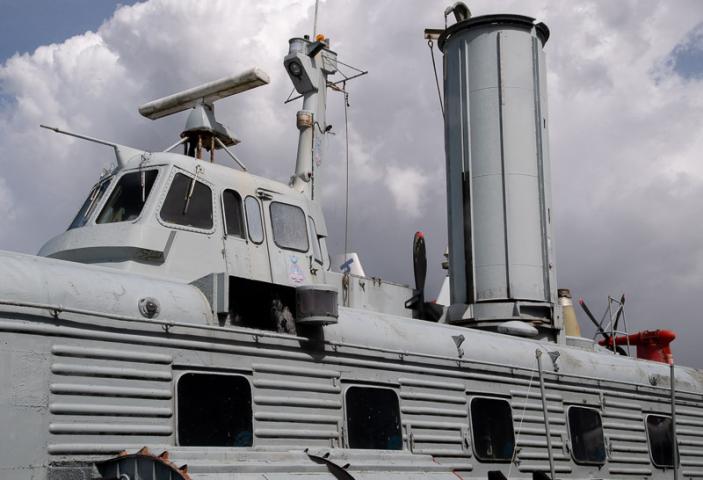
[646,415,676,467]
[568,406,606,464]
[346,386,402,450]
[470,397,515,462]
[223,189,245,238]
[177,373,252,447]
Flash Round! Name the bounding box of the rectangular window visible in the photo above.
[160,172,213,230]
[69,177,112,229]
[470,397,515,462]
[270,201,309,252]
[177,373,252,447]
[97,170,158,224]
[346,386,402,450]
[646,415,675,467]
[568,406,606,464]
[223,189,245,238]
[244,196,264,244]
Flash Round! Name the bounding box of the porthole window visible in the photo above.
[223,189,245,238]
[244,196,264,244]
[568,406,606,464]
[270,202,309,252]
[646,415,676,467]
[346,386,402,450]
[177,373,252,447]
[97,170,158,224]
[470,397,515,462]
[160,172,213,230]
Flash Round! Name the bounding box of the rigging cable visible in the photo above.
[343,81,350,259]
[507,369,536,479]
[427,39,444,117]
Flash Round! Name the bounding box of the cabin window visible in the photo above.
[96,170,158,224]
[646,415,675,467]
[223,189,245,238]
[345,386,402,450]
[177,373,252,447]
[160,172,213,230]
[69,177,112,229]
[270,202,309,252]
[470,397,515,462]
[308,217,323,264]
[244,196,264,244]
[568,407,606,464]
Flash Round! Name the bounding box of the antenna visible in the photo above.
[40,124,143,168]
[138,68,270,166]
[139,68,269,119]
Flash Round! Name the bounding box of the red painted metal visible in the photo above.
[599,329,676,364]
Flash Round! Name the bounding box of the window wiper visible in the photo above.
[139,153,151,203]
[183,165,202,215]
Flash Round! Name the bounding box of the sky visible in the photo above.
[1,0,703,368]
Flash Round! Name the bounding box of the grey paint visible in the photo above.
[441,16,557,329]
[1,5,703,480]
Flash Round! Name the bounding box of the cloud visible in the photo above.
[1,0,703,367]
[384,166,428,218]
[0,177,16,223]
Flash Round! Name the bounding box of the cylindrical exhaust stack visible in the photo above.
[559,288,582,337]
[439,12,559,332]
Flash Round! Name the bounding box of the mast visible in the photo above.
[285,36,337,199]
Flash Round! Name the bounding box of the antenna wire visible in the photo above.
[343,83,350,258]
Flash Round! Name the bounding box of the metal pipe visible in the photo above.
[215,137,247,171]
[536,349,556,480]
[162,136,187,153]
[671,362,679,480]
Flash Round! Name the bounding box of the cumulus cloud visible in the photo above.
[1,0,703,366]
[384,166,428,218]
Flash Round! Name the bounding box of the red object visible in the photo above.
[598,330,676,364]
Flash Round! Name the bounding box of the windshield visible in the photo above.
[68,177,113,230]
[97,170,159,224]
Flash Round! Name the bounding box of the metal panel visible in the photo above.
[441,15,557,327]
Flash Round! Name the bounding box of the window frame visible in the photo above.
[68,175,114,229]
[269,201,309,253]
[95,169,159,225]
[469,396,516,463]
[344,385,403,451]
[175,371,253,448]
[645,413,677,468]
[157,169,216,234]
[308,216,323,265]
[221,188,246,240]
[566,405,607,466]
[244,195,264,244]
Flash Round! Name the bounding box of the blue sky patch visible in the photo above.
[0,1,139,63]
[668,22,703,80]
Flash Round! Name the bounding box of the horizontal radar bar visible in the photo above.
[138,67,270,120]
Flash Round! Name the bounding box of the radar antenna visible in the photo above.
[138,68,270,168]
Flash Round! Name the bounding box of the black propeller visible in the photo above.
[405,232,443,322]
[578,296,627,355]
[612,294,626,332]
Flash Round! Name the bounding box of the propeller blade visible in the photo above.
[413,231,427,295]
[612,293,626,331]
[579,297,612,341]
